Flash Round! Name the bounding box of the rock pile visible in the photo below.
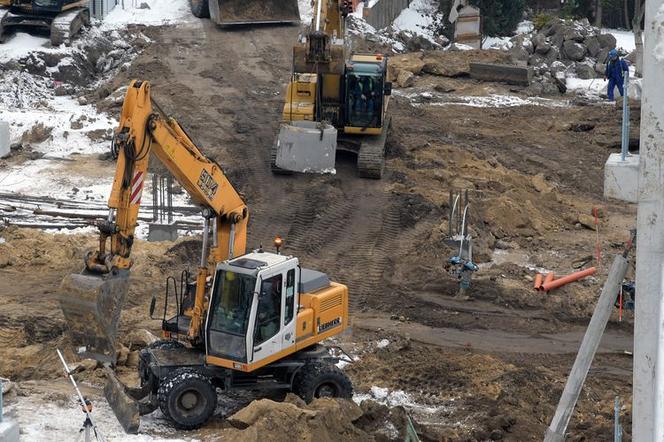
[508,18,618,94]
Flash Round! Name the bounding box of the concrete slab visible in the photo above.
[470,62,533,86]
[148,223,178,242]
[275,121,337,174]
[604,153,639,203]
[0,420,19,442]
[0,122,9,159]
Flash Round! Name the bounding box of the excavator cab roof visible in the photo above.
[220,250,296,276]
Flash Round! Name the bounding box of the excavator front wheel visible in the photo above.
[292,361,353,403]
[157,368,217,430]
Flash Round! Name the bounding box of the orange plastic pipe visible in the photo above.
[542,267,597,292]
[542,272,555,291]
[534,273,543,290]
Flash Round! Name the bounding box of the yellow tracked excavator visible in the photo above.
[59,80,353,433]
[0,0,90,45]
[189,0,300,25]
[272,0,392,178]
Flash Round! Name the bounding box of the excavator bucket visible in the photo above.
[273,121,338,174]
[208,0,299,25]
[59,271,130,365]
[103,366,142,434]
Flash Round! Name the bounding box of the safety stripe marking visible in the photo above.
[130,171,144,205]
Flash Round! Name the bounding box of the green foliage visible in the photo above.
[469,0,526,37]
[533,13,554,30]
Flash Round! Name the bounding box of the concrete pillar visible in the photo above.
[632,0,664,439]
[0,122,9,159]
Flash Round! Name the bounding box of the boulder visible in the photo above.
[597,33,617,49]
[396,69,415,88]
[123,328,158,349]
[597,47,610,64]
[389,54,425,75]
[550,60,567,75]
[532,33,551,54]
[544,45,560,65]
[584,36,601,57]
[575,62,597,79]
[528,53,545,67]
[563,27,584,42]
[116,344,130,366]
[563,41,586,61]
[508,45,530,65]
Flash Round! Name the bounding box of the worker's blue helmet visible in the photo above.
[609,49,618,60]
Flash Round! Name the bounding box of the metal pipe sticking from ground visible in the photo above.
[544,254,629,442]
[620,72,630,161]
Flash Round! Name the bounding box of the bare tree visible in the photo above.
[624,0,631,29]
[594,0,602,28]
[633,0,645,76]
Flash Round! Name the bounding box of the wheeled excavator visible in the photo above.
[59,80,352,433]
[189,0,300,25]
[272,0,392,178]
[0,0,89,45]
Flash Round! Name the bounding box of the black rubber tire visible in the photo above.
[147,339,186,350]
[293,362,353,403]
[157,368,217,430]
[190,0,210,18]
[139,340,186,387]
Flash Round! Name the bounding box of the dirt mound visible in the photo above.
[219,394,429,442]
[389,49,510,85]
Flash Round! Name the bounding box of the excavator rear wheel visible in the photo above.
[157,368,217,430]
[189,0,210,18]
[292,361,352,403]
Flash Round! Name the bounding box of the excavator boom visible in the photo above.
[60,80,248,363]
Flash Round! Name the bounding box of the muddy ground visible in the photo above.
[0,19,639,441]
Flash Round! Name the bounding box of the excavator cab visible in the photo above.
[344,56,390,131]
[206,252,300,366]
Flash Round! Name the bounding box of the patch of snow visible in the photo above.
[445,42,473,51]
[392,0,443,41]
[376,338,390,349]
[0,237,5,244]
[395,89,570,108]
[516,20,534,34]
[566,72,641,101]
[0,33,53,63]
[353,386,450,414]
[298,0,314,23]
[100,0,194,29]
[483,36,512,50]
[347,15,405,52]
[603,28,636,53]
[6,394,196,442]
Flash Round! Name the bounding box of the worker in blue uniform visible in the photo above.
[605,49,629,101]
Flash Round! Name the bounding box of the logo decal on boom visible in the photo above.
[197,169,219,200]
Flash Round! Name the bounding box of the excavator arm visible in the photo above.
[60,80,248,361]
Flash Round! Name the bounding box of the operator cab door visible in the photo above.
[346,73,383,129]
[250,265,299,364]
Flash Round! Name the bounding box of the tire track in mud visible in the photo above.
[144,22,405,310]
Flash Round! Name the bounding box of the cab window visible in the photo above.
[284,269,296,325]
[347,74,382,128]
[254,274,282,345]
